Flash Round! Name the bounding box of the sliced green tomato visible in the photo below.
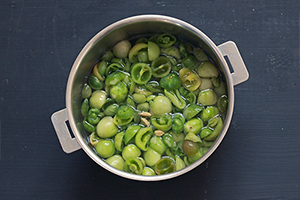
[124,125,141,145]
[183,104,203,120]
[185,132,201,143]
[124,157,145,175]
[105,155,125,171]
[151,113,172,132]
[197,61,219,78]
[131,63,152,84]
[151,56,172,78]
[155,157,176,175]
[175,155,186,171]
[89,90,107,109]
[110,82,128,103]
[164,89,186,110]
[81,83,92,99]
[89,132,102,147]
[149,136,167,155]
[197,89,217,106]
[142,167,156,176]
[88,74,103,90]
[204,116,223,141]
[148,41,160,61]
[156,34,177,48]
[96,116,118,138]
[171,113,185,134]
[200,127,213,139]
[105,71,127,86]
[116,105,134,119]
[92,62,105,82]
[114,131,125,151]
[145,81,163,93]
[179,68,201,91]
[135,127,153,151]
[128,43,148,63]
[159,73,181,90]
[144,147,161,167]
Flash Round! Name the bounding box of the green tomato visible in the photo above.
[175,155,186,171]
[200,106,219,121]
[81,83,92,99]
[132,93,147,103]
[156,33,177,48]
[81,98,89,118]
[88,74,103,90]
[89,132,102,147]
[184,118,203,135]
[162,133,176,149]
[137,102,150,112]
[155,157,176,175]
[181,55,198,69]
[135,127,153,151]
[199,78,213,91]
[96,140,115,158]
[149,136,167,155]
[124,157,145,175]
[197,89,217,106]
[151,56,172,78]
[83,118,95,133]
[113,40,132,59]
[114,131,125,151]
[89,90,107,109]
[105,71,127,86]
[197,61,219,78]
[182,140,200,157]
[161,46,181,59]
[171,113,185,134]
[128,43,148,63]
[193,48,209,61]
[148,41,160,61]
[151,113,172,132]
[116,105,134,119]
[131,63,152,84]
[159,73,181,90]
[145,81,163,93]
[142,167,156,176]
[200,127,213,139]
[106,155,125,171]
[110,82,128,103]
[87,108,102,125]
[205,116,223,141]
[101,51,114,61]
[183,104,203,120]
[164,89,186,109]
[179,68,201,91]
[103,103,119,116]
[218,95,228,113]
[144,147,161,167]
[122,144,141,160]
[124,125,141,145]
[96,116,118,138]
[150,96,172,117]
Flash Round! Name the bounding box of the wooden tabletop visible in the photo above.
[0,0,299,199]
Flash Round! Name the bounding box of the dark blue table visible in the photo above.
[0,1,299,199]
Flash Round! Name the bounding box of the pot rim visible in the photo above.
[66,14,234,181]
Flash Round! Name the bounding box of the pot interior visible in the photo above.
[66,15,233,181]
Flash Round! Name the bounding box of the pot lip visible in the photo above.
[65,14,234,181]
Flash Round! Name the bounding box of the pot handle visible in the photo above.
[218,41,249,86]
[51,108,81,154]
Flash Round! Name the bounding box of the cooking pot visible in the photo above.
[51,15,249,181]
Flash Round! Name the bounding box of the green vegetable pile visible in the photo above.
[81,33,228,176]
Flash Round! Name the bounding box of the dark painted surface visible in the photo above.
[0,0,299,199]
